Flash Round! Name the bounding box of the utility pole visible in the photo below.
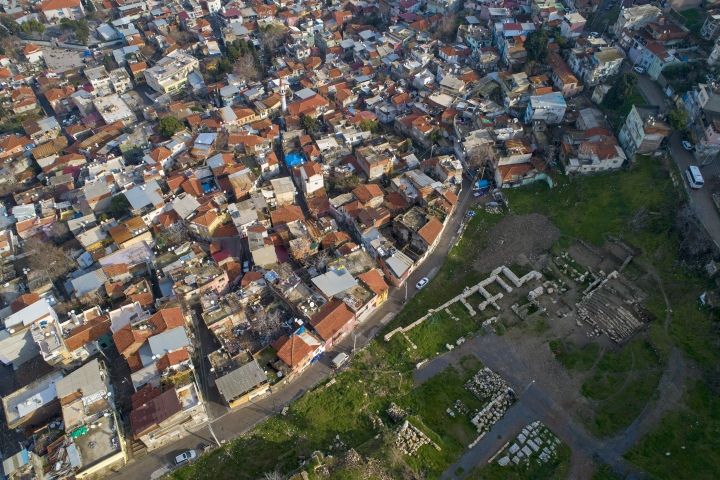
[207,420,222,448]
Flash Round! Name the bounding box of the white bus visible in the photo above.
[686,165,704,189]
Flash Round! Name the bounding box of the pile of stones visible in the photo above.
[453,399,469,415]
[495,421,561,467]
[387,402,407,423]
[465,367,509,401]
[470,390,516,432]
[394,420,431,456]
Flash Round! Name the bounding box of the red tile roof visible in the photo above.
[357,269,389,298]
[418,216,443,246]
[273,334,316,369]
[309,299,355,341]
[148,307,185,333]
[130,388,182,438]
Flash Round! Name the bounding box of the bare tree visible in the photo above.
[0,36,19,61]
[467,143,496,171]
[263,470,286,480]
[259,24,286,61]
[233,52,261,82]
[156,222,189,249]
[251,308,283,344]
[23,235,75,281]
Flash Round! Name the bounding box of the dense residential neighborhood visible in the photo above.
[0,0,718,478]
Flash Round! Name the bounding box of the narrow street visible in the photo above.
[107,178,476,480]
[633,72,720,248]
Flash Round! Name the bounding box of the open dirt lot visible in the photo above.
[474,214,560,273]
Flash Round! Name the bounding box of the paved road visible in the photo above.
[107,179,476,480]
[634,71,720,248]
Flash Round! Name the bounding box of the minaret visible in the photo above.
[280,77,288,113]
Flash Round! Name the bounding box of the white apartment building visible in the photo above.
[144,51,200,94]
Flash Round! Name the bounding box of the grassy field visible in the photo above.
[508,157,720,467]
[626,383,720,480]
[548,340,600,371]
[549,336,667,437]
[580,338,666,437]
[398,358,484,452]
[506,156,677,249]
[404,303,483,362]
[593,464,623,480]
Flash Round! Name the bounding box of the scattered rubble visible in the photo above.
[465,367,517,433]
[394,420,437,456]
[494,421,562,467]
[386,403,407,423]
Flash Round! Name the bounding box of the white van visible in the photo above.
[332,352,349,369]
[686,165,704,189]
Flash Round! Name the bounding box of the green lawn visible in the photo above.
[404,303,482,361]
[580,338,666,437]
[548,340,600,371]
[626,383,720,480]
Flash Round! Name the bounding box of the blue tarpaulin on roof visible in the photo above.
[285,152,305,168]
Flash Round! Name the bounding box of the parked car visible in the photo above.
[415,277,429,290]
[590,32,600,37]
[175,450,197,465]
[682,140,694,151]
[633,66,645,74]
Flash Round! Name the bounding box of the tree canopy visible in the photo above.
[158,116,184,137]
[603,73,637,110]
[59,18,90,44]
[109,194,131,220]
[525,29,549,63]
[668,108,688,132]
[301,115,321,134]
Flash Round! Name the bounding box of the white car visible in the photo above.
[682,140,694,151]
[415,277,429,290]
[589,32,600,37]
[175,450,197,465]
[633,66,645,74]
